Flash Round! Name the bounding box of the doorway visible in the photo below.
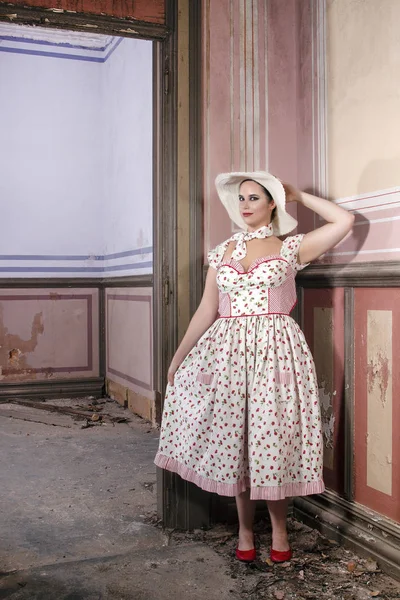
[0,0,207,530]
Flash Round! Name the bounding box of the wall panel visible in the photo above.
[303,287,345,494]
[0,288,99,381]
[105,287,154,421]
[354,288,400,522]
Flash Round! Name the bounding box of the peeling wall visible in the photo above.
[6,0,165,23]
[303,288,345,495]
[0,289,99,381]
[354,290,399,522]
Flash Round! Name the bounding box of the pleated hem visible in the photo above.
[154,453,325,500]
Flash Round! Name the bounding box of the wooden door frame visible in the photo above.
[155,0,211,529]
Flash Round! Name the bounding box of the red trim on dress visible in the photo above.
[217,309,296,319]
[219,256,291,275]
[154,454,325,500]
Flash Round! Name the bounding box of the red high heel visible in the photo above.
[270,548,292,563]
[236,547,257,563]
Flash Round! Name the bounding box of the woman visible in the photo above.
[155,171,354,563]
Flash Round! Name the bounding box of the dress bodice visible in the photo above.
[208,234,308,318]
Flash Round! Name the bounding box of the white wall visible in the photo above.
[0,35,153,276]
[0,51,103,256]
[103,38,153,270]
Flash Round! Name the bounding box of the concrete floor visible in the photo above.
[0,399,235,600]
[1,398,399,600]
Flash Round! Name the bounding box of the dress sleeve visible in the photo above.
[281,234,309,272]
[207,240,229,270]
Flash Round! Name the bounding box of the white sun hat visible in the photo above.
[215,171,298,236]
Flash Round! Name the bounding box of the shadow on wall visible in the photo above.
[350,156,400,262]
[358,157,400,195]
[303,187,370,265]
[345,210,370,264]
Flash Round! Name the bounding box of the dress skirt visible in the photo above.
[154,313,325,500]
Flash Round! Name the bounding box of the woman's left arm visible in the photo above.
[283,184,355,264]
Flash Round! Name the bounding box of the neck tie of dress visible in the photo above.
[230,224,274,260]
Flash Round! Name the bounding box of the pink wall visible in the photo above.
[203,0,313,255]
[105,288,155,421]
[204,1,400,264]
[0,289,99,381]
[303,288,345,494]
[203,0,270,251]
[354,288,400,522]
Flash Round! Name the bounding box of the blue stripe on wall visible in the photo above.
[0,261,153,273]
[0,247,153,261]
[104,37,123,61]
[0,35,111,52]
[104,246,153,260]
[0,46,106,62]
[0,37,123,63]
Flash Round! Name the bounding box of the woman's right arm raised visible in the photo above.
[167,267,220,385]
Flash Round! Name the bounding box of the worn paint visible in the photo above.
[313,307,335,469]
[366,310,392,496]
[5,0,166,23]
[319,382,335,450]
[367,351,390,407]
[0,306,44,380]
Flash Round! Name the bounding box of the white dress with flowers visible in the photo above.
[154,234,325,500]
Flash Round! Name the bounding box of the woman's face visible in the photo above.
[239,180,275,231]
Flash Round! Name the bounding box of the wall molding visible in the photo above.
[0,30,123,62]
[106,294,153,391]
[0,247,153,276]
[0,275,153,288]
[189,0,204,316]
[294,490,400,581]
[343,288,355,501]
[297,261,400,287]
[0,377,104,400]
[102,275,153,288]
[311,0,328,198]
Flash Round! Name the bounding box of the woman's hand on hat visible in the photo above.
[283,183,302,203]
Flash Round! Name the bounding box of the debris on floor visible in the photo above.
[151,517,400,600]
[0,397,130,429]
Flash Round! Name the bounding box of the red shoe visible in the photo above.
[270,548,292,563]
[236,547,257,563]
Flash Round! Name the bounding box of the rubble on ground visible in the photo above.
[150,517,400,600]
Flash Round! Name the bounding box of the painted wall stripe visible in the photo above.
[0,34,112,51]
[0,36,122,63]
[0,246,153,261]
[0,261,153,273]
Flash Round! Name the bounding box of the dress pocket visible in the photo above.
[274,371,295,402]
[275,371,293,386]
[196,372,214,386]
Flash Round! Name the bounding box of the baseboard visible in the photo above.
[0,377,104,401]
[0,275,153,288]
[293,490,400,581]
[106,378,155,423]
[296,260,400,287]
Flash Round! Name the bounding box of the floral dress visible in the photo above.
[154,233,325,500]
